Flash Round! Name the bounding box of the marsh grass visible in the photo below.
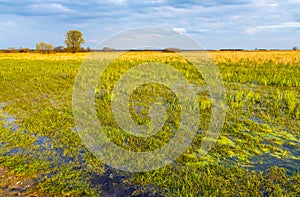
[0,51,299,196]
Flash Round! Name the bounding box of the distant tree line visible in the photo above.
[162,48,181,52]
[0,30,299,53]
[35,42,53,54]
[220,49,245,51]
[0,46,92,53]
[0,30,90,53]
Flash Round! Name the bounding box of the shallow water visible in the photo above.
[0,103,161,196]
[250,154,300,175]
[0,100,299,195]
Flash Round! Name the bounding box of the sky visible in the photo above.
[0,0,300,50]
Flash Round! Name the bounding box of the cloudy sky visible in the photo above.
[0,0,300,49]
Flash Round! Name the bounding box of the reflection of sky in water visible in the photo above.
[0,102,299,174]
[250,154,300,175]
[0,102,161,195]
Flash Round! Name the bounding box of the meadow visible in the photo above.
[0,51,299,196]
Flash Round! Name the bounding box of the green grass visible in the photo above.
[0,51,299,196]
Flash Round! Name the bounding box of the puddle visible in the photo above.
[222,116,299,174]
[3,147,22,156]
[198,129,204,135]
[0,101,299,195]
[249,153,300,175]
[0,141,6,148]
[90,166,162,197]
[3,123,19,132]
[241,129,254,136]
[34,135,48,146]
[0,107,19,132]
[0,102,163,196]
[1,116,16,123]
[282,142,300,156]
[0,102,7,110]
[1,134,161,196]
[221,152,300,175]
[249,116,264,124]
[261,132,300,158]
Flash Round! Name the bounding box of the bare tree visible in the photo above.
[36,42,53,53]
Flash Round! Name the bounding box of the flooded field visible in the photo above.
[0,51,299,196]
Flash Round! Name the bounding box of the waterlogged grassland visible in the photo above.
[0,51,299,196]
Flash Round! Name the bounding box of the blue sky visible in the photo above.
[0,0,300,49]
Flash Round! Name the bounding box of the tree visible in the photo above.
[86,47,91,52]
[162,48,181,53]
[19,47,31,53]
[36,42,53,53]
[54,46,65,53]
[292,46,299,51]
[7,47,16,53]
[103,47,115,51]
[64,30,85,53]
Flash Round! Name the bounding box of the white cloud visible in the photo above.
[230,15,242,19]
[4,21,17,27]
[28,3,73,13]
[287,0,300,2]
[246,21,300,34]
[252,0,279,7]
[0,0,299,49]
[108,0,127,4]
[147,0,165,3]
[173,27,187,34]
